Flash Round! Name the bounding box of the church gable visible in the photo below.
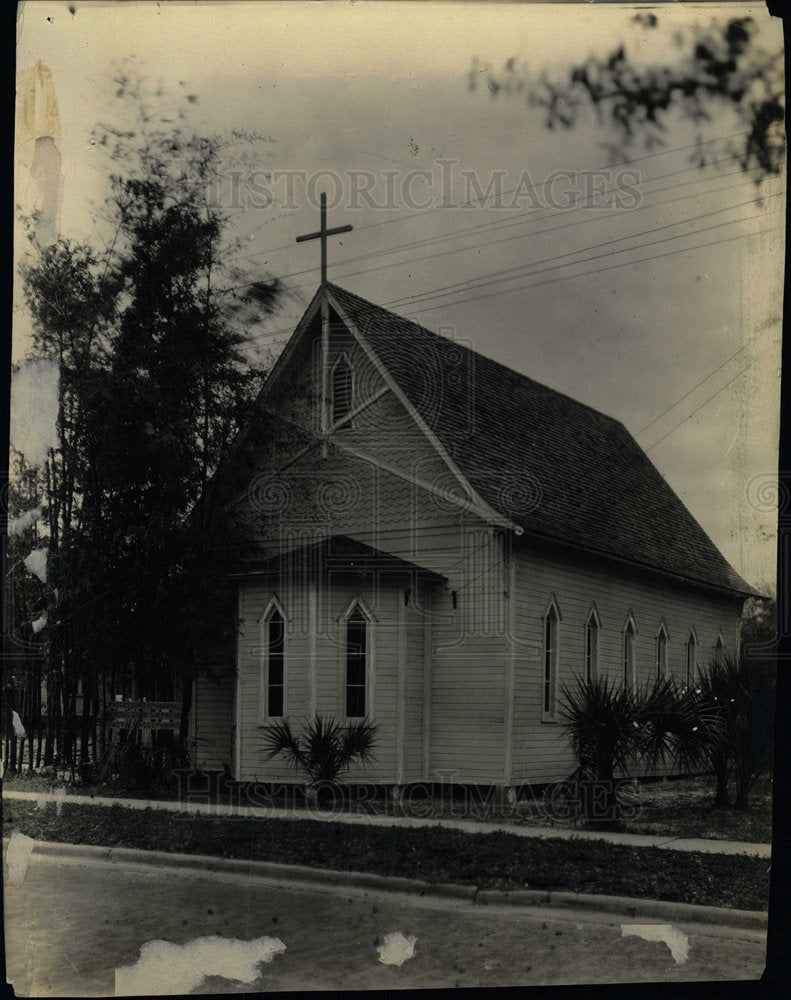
[236,288,511,542]
[325,283,758,599]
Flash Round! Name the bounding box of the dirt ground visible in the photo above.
[4,850,768,995]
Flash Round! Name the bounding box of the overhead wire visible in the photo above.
[224,143,769,288]
[384,194,781,310]
[230,128,755,261]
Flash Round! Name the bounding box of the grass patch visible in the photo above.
[3,772,774,845]
[624,775,773,843]
[3,799,769,912]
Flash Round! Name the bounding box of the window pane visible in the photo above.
[346,612,367,717]
[269,652,284,688]
[346,685,365,718]
[624,625,634,685]
[686,637,695,683]
[269,685,284,718]
[346,622,366,685]
[586,618,597,681]
[544,611,556,714]
[657,632,666,678]
[267,611,285,716]
[269,615,284,655]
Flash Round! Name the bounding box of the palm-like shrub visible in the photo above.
[559,675,636,785]
[559,674,723,819]
[696,654,775,809]
[632,676,723,777]
[263,715,378,794]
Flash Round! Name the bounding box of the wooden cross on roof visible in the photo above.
[295,192,353,286]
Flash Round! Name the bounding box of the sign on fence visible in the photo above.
[107,701,179,730]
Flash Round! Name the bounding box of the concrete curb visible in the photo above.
[28,839,478,902]
[23,839,768,931]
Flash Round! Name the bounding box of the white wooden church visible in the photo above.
[192,250,758,792]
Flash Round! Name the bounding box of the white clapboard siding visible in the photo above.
[235,569,428,785]
[509,544,743,785]
[426,532,510,785]
[402,595,428,782]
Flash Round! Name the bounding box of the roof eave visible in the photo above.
[515,528,761,601]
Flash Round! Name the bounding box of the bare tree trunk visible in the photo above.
[100,671,108,757]
[43,668,54,766]
[80,677,92,764]
[179,675,192,761]
[713,764,731,808]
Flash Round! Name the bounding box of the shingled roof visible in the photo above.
[326,282,759,598]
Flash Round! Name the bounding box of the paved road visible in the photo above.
[5,852,766,995]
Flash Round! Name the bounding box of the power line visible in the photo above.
[231,128,755,261]
[385,191,782,310]
[226,142,767,284]
[224,143,781,308]
[393,222,778,318]
[633,326,775,442]
[279,162,761,298]
[241,199,779,350]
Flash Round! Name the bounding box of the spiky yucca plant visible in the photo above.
[263,715,378,791]
[559,675,637,785]
[559,674,722,819]
[696,654,775,809]
[632,676,724,777]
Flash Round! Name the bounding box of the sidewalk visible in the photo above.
[3,789,772,858]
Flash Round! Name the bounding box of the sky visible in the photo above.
[14,1,785,590]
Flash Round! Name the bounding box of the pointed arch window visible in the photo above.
[585,606,600,683]
[542,597,561,720]
[339,598,375,719]
[656,622,669,680]
[623,614,636,688]
[331,354,354,426]
[714,634,725,668]
[686,629,698,685]
[260,598,286,720]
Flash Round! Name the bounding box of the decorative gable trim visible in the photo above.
[258,286,323,407]
[326,286,521,534]
[331,384,389,432]
[332,438,497,527]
